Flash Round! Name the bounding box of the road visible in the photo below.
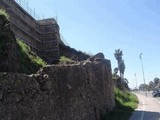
[129,92,160,120]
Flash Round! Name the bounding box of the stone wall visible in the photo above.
[0,58,115,120]
[0,14,20,72]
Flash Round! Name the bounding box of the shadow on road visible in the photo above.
[129,110,160,120]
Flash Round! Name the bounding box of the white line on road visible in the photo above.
[140,99,145,120]
[152,98,160,105]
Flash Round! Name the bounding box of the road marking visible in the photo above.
[152,98,160,105]
[140,99,145,120]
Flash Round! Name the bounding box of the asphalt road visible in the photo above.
[129,92,160,120]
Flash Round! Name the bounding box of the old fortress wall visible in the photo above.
[0,58,115,120]
[0,1,116,120]
[0,0,61,63]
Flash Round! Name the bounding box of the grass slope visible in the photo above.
[0,9,46,74]
[59,56,74,64]
[17,39,46,74]
[0,9,9,20]
[105,88,138,120]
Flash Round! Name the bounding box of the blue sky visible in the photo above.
[18,0,160,88]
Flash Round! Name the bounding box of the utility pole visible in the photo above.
[139,53,147,97]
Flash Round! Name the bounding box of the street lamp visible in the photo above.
[139,53,147,96]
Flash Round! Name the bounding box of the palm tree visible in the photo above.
[114,49,126,89]
[119,60,125,77]
[114,49,124,77]
[114,49,123,61]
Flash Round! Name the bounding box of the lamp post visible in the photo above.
[139,53,147,97]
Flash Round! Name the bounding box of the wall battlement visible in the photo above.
[0,0,60,63]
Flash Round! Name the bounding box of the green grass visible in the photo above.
[0,11,46,74]
[0,9,9,20]
[104,88,138,120]
[59,56,74,64]
[17,39,46,74]
[59,44,91,61]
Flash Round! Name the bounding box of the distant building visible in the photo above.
[0,0,61,63]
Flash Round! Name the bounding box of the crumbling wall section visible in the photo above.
[0,59,115,120]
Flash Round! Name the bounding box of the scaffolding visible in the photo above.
[60,34,69,46]
[14,0,41,20]
[0,0,61,62]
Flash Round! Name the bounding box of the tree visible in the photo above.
[114,49,123,62]
[112,67,119,79]
[114,49,125,77]
[112,67,119,87]
[113,67,118,74]
[148,81,154,90]
[153,77,160,85]
[114,49,126,90]
[119,60,125,76]
[139,84,148,91]
[124,78,129,89]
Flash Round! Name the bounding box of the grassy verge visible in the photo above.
[104,88,138,120]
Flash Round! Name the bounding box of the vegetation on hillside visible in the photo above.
[59,56,74,64]
[0,9,45,74]
[59,44,91,61]
[0,9,9,20]
[104,88,138,120]
[17,39,46,74]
